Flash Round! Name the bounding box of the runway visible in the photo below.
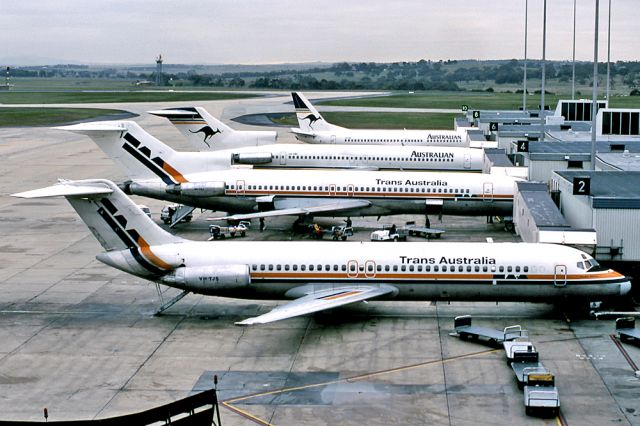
[1,92,639,425]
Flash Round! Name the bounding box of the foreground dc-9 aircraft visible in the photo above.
[149,107,484,171]
[148,106,277,151]
[290,92,468,146]
[58,121,518,223]
[13,179,632,324]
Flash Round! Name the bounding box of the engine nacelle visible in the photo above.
[165,181,226,197]
[232,152,273,165]
[161,265,251,293]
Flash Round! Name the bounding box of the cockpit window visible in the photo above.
[584,258,604,272]
[576,262,585,270]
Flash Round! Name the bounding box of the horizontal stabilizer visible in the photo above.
[12,180,113,199]
[236,285,396,325]
[290,128,317,138]
[54,122,127,133]
[147,108,202,119]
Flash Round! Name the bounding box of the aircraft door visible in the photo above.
[554,265,567,287]
[329,184,337,196]
[464,154,471,169]
[279,152,286,165]
[235,180,245,196]
[365,260,376,278]
[347,184,355,197]
[347,260,359,278]
[331,135,336,144]
[482,182,494,201]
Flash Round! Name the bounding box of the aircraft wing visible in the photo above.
[236,284,397,325]
[212,199,371,221]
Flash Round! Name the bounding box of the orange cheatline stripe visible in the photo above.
[322,290,362,301]
[162,163,188,183]
[251,271,624,282]
[137,237,173,270]
[226,189,513,199]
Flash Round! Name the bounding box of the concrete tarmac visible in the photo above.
[1,92,639,425]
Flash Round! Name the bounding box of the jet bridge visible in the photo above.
[513,182,597,249]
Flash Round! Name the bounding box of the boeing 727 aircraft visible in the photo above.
[150,107,484,171]
[148,106,277,150]
[13,179,632,324]
[290,92,468,146]
[58,121,519,223]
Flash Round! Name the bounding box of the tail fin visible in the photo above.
[56,121,191,185]
[292,92,342,132]
[13,179,183,276]
[148,107,232,150]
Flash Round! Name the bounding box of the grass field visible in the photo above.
[271,112,458,129]
[321,91,640,110]
[0,107,133,127]
[0,91,259,104]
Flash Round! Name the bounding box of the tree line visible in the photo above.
[7,59,640,93]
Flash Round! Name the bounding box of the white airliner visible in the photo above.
[148,107,277,151]
[13,179,632,325]
[57,121,519,222]
[290,92,468,146]
[151,107,484,171]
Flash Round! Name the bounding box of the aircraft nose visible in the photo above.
[620,280,632,296]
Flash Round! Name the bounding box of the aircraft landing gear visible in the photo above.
[259,218,265,232]
[292,216,311,233]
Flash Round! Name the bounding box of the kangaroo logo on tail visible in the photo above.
[188,126,222,147]
[302,114,322,129]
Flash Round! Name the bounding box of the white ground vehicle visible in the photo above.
[209,222,249,239]
[370,226,407,242]
[523,373,560,416]
[161,204,193,225]
[330,225,354,241]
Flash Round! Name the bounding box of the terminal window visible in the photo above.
[602,111,640,136]
[561,101,607,121]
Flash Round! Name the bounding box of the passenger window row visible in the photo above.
[250,264,530,273]
[283,154,454,162]
[227,185,471,194]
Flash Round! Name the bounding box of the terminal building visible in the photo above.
[463,102,640,286]
[550,171,640,278]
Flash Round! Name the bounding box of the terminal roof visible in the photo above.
[523,141,640,161]
[555,170,640,208]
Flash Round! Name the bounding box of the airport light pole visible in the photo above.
[606,0,611,100]
[572,0,577,99]
[523,0,528,111]
[540,0,547,142]
[591,0,600,171]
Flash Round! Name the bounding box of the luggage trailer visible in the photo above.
[453,315,527,346]
[452,315,560,417]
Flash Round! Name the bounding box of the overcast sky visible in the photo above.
[2,0,639,65]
